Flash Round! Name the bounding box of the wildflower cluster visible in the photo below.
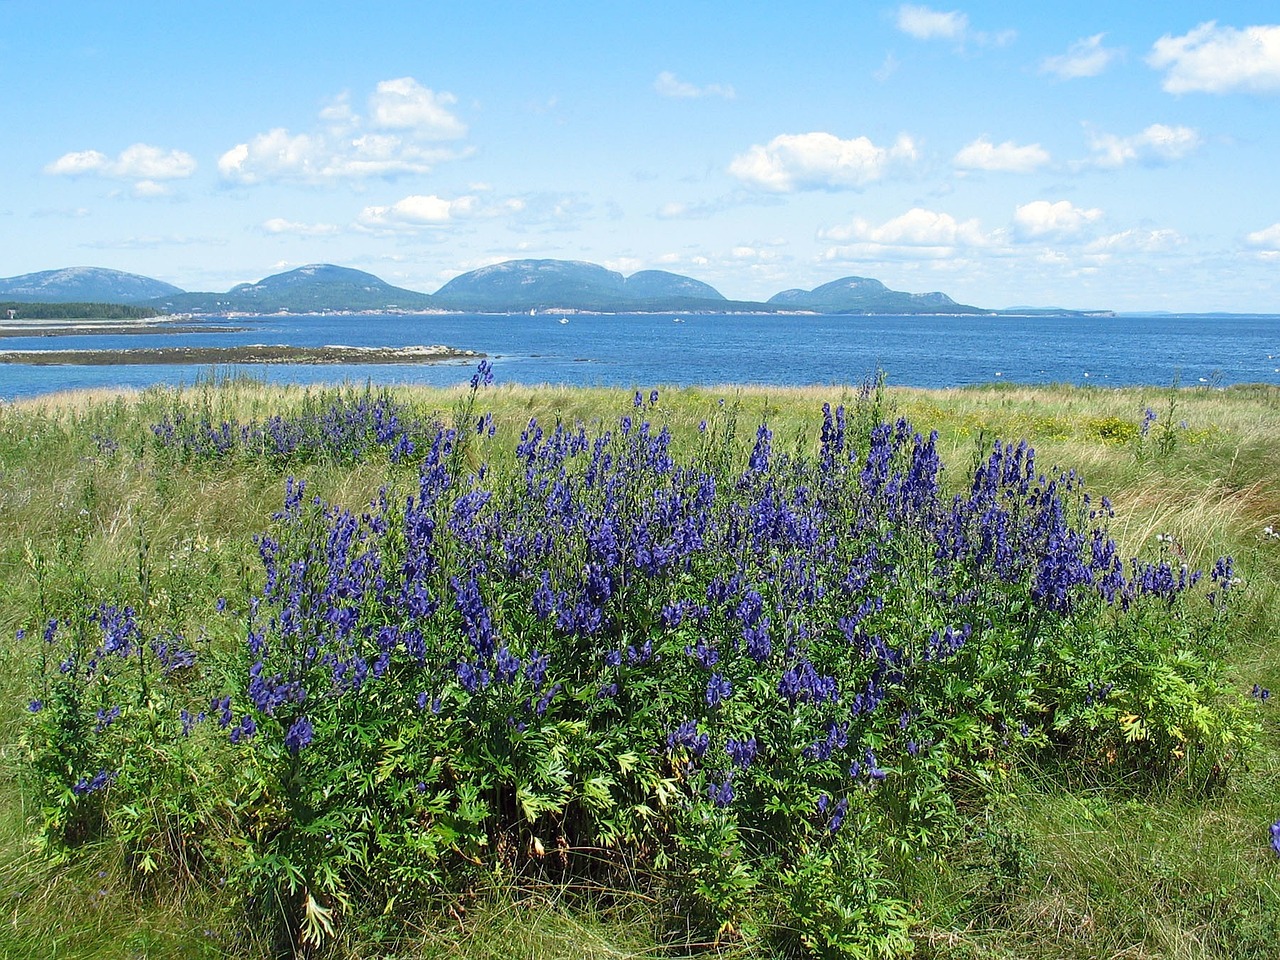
[150,387,439,463]
[21,606,210,862]
[21,375,1252,954]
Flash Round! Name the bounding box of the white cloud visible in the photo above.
[894,4,1014,47]
[654,71,735,99]
[367,77,468,137]
[219,78,469,184]
[1245,222,1280,249]
[1013,199,1103,239]
[728,132,917,192]
[953,137,1050,173]
[896,4,967,40]
[354,193,527,233]
[46,149,110,176]
[1040,34,1122,79]
[45,143,197,181]
[1149,21,1280,93]
[357,194,480,231]
[1087,123,1202,168]
[820,207,991,261]
[604,256,647,274]
[730,245,780,262]
[262,218,341,237]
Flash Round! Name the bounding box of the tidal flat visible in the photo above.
[0,343,482,365]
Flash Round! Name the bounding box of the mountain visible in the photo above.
[6,259,1106,316]
[432,259,730,311]
[767,276,986,315]
[0,267,184,303]
[154,264,436,313]
[622,270,725,301]
[433,259,624,310]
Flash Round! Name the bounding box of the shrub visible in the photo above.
[19,373,1254,956]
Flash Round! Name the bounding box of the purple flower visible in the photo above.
[667,720,709,758]
[72,769,116,796]
[1271,821,1280,857]
[284,716,314,754]
[469,359,494,390]
[27,699,42,713]
[707,775,734,807]
[705,673,732,708]
[725,736,757,769]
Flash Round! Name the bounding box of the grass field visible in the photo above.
[1,374,1277,959]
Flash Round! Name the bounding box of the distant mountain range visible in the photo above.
[0,267,183,303]
[0,261,1113,317]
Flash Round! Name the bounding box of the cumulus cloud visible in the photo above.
[356,193,526,233]
[1013,199,1103,240]
[1040,33,1122,79]
[1087,123,1202,168]
[728,132,917,192]
[820,207,990,261]
[953,137,1050,173]
[45,143,197,182]
[894,4,1014,47]
[1246,223,1280,261]
[219,78,470,184]
[1148,21,1280,93]
[357,194,480,231]
[654,71,736,99]
[367,77,468,135]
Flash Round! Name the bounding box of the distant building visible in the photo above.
[5,309,15,320]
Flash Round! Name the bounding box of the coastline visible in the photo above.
[0,344,482,366]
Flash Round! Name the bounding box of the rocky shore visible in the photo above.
[0,344,483,366]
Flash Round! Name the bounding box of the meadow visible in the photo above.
[0,368,1277,959]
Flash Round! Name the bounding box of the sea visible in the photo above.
[2,311,1278,401]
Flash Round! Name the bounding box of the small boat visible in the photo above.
[559,317,569,324]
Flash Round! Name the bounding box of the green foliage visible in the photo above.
[0,301,163,321]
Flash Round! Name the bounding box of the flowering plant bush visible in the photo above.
[20,371,1253,956]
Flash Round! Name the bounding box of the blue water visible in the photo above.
[2,311,1278,400]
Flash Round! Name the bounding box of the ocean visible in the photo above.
[2,311,1278,401]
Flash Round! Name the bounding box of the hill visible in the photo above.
[431,260,730,311]
[6,260,1109,316]
[154,264,436,313]
[768,276,986,314]
[0,267,183,304]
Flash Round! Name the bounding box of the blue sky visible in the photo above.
[3,1,1280,311]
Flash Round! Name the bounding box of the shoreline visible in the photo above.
[0,323,247,338]
[0,344,482,366]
